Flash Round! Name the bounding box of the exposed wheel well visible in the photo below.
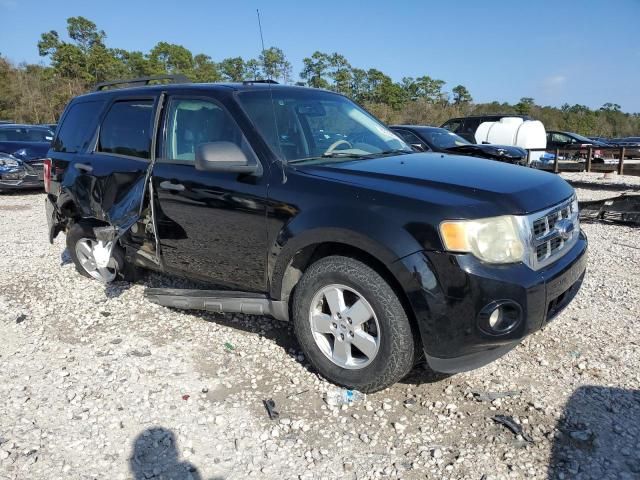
[279,242,421,350]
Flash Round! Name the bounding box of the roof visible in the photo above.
[445,114,532,121]
[0,124,54,130]
[391,125,440,130]
[73,82,321,102]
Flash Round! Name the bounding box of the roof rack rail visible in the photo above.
[93,74,191,91]
[242,79,279,85]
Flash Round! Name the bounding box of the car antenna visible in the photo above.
[256,8,287,183]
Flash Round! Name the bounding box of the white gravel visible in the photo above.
[0,176,639,480]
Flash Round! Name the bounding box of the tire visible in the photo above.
[292,255,415,392]
[66,221,137,283]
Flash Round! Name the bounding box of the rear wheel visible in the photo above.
[66,222,134,283]
[292,255,415,392]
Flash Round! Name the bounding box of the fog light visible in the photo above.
[478,301,522,335]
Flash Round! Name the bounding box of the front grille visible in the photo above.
[528,197,579,269]
[28,162,44,171]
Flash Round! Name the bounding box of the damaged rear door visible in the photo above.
[79,94,160,232]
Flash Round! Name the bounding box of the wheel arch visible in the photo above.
[271,233,422,352]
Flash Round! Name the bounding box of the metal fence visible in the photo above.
[526,146,640,176]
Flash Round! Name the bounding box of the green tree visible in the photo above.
[600,102,621,112]
[67,16,105,53]
[515,97,535,115]
[452,85,472,104]
[328,53,352,95]
[260,47,291,83]
[219,57,246,81]
[300,51,331,89]
[148,42,194,76]
[37,16,123,84]
[414,76,447,103]
[244,58,263,80]
[192,54,221,82]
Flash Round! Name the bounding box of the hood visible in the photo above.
[296,152,574,216]
[446,143,526,160]
[0,140,50,162]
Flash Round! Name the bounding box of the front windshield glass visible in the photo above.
[237,89,412,163]
[571,133,598,143]
[422,129,470,149]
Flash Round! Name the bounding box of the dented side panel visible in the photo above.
[50,93,162,243]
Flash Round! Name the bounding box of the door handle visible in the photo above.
[159,180,185,192]
[75,163,93,173]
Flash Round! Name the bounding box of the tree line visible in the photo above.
[1,16,638,138]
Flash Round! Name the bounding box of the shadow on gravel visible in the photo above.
[548,386,640,479]
[0,188,44,196]
[130,427,208,480]
[400,362,452,386]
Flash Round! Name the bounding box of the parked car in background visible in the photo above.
[45,78,587,392]
[441,114,533,142]
[608,137,640,159]
[545,131,613,162]
[0,124,54,142]
[588,136,613,145]
[0,152,42,191]
[0,124,54,187]
[390,125,528,165]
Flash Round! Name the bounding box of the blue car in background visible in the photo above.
[0,124,53,190]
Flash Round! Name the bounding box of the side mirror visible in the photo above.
[195,141,260,174]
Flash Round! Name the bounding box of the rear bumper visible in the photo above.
[397,231,587,373]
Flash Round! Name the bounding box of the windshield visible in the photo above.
[237,89,411,163]
[421,128,470,149]
[0,127,54,142]
[569,133,598,143]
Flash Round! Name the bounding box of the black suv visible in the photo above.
[441,114,533,143]
[44,77,587,392]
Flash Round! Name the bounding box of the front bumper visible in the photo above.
[0,174,43,190]
[0,163,43,191]
[397,230,588,373]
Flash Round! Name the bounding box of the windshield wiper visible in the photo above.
[321,152,368,158]
[288,149,412,164]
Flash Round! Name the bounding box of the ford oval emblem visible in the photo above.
[555,218,574,240]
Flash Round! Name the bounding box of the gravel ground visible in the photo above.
[1,174,639,480]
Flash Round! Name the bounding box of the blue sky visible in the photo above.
[1,0,639,111]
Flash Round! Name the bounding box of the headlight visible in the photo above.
[0,157,20,167]
[440,215,526,264]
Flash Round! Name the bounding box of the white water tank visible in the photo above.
[475,117,547,162]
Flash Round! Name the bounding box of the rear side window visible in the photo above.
[461,118,482,135]
[442,119,462,133]
[98,100,154,159]
[53,100,105,153]
[394,129,424,146]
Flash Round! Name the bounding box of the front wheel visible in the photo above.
[292,256,415,392]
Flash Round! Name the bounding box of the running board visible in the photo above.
[144,288,289,321]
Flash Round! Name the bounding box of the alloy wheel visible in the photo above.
[308,284,381,369]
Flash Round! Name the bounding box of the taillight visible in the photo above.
[43,158,52,193]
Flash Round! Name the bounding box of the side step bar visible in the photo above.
[144,288,289,321]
